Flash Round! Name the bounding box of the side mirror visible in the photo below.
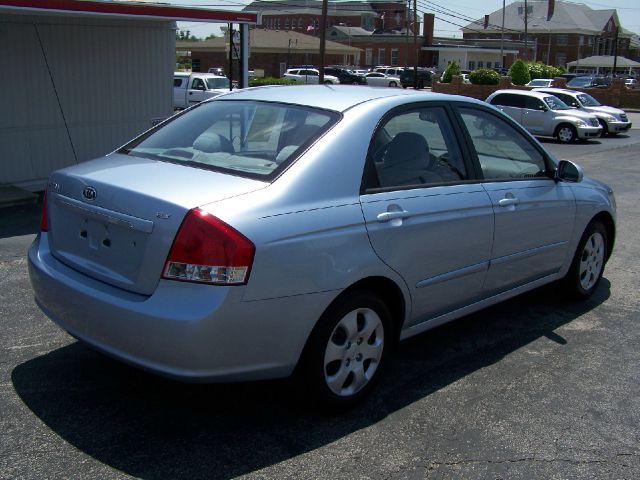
[555,160,583,183]
[538,104,548,111]
[198,85,207,91]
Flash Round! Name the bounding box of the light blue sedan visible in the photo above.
[29,86,615,409]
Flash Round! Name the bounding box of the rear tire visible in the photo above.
[298,290,394,410]
[563,221,608,298]
[389,81,398,87]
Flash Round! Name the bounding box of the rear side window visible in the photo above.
[457,108,548,180]
[524,96,545,110]
[490,94,523,108]
[174,78,185,87]
[122,101,340,181]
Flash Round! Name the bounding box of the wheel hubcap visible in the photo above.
[323,308,384,397]
[579,232,605,290]
[559,127,573,142]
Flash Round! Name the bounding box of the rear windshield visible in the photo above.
[121,100,340,180]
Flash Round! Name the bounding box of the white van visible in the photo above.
[173,72,230,109]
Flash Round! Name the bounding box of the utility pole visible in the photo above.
[612,26,619,75]
[318,0,328,83]
[413,0,417,88]
[524,0,528,60]
[500,0,505,69]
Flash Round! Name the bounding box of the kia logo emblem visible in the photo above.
[83,187,97,201]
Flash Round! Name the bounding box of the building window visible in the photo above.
[468,61,475,70]
[517,5,533,15]
[478,61,483,68]
[192,58,201,72]
[285,18,290,30]
[378,48,385,65]
[298,18,302,29]
[557,34,568,45]
[276,19,280,29]
[390,49,398,66]
[365,48,373,65]
[555,53,566,66]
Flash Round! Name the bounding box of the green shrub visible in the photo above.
[441,61,461,83]
[527,62,562,80]
[508,59,530,85]
[249,77,297,87]
[469,68,500,85]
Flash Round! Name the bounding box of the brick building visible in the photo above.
[462,0,640,67]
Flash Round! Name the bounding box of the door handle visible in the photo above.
[377,210,411,222]
[498,197,518,207]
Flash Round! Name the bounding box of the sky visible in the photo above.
[166,0,640,39]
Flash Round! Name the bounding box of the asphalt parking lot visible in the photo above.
[1,117,639,480]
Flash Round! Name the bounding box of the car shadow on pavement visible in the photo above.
[0,201,42,239]
[12,280,610,479]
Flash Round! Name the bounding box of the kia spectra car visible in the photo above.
[29,85,616,408]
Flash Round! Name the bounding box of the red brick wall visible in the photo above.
[432,76,640,108]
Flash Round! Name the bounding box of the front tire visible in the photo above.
[563,221,608,298]
[298,290,394,409]
[556,124,577,143]
[389,81,398,87]
[598,119,609,137]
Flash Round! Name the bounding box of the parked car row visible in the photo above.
[484,88,631,143]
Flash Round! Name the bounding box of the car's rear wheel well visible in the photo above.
[295,277,406,371]
[591,211,615,261]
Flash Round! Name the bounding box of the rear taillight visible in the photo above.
[162,208,255,285]
[40,190,48,231]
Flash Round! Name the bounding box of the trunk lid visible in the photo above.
[46,153,266,295]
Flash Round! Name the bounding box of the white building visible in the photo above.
[0,0,256,191]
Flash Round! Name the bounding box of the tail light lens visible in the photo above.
[40,190,48,231]
[162,208,255,285]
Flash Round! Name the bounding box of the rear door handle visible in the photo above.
[377,210,411,222]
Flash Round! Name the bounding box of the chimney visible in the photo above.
[423,13,434,45]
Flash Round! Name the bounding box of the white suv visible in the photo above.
[533,88,632,137]
[283,68,339,84]
[486,89,602,143]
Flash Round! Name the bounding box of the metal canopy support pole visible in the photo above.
[240,23,249,88]
[413,0,417,88]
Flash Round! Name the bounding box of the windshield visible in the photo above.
[543,96,571,110]
[576,93,601,107]
[206,77,230,89]
[122,100,340,180]
[568,77,592,87]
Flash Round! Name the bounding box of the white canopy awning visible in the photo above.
[567,55,640,68]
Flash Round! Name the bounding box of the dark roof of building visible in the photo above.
[463,0,627,36]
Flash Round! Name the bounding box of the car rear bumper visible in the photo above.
[28,234,332,382]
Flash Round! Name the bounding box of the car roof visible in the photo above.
[214,85,484,113]
[490,89,551,100]
[532,87,578,95]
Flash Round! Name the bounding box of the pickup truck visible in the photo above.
[173,72,230,109]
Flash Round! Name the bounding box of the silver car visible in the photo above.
[486,89,602,143]
[29,86,616,408]
[533,87,632,136]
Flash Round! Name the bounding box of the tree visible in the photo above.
[508,59,530,85]
[441,61,461,83]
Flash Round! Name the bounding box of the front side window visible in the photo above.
[191,78,205,90]
[543,96,570,110]
[366,106,467,191]
[122,101,339,180]
[458,108,549,180]
[576,93,600,107]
